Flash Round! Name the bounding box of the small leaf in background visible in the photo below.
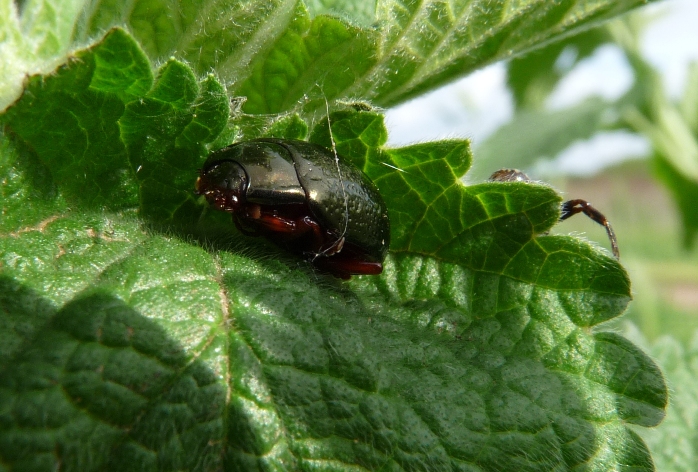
[653,153,698,249]
[507,27,613,110]
[679,62,698,133]
[267,113,309,140]
[652,61,698,249]
[649,60,698,250]
[610,18,698,250]
[472,97,615,181]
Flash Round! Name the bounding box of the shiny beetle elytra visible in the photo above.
[489,168,619,259]
[195,138,390,278]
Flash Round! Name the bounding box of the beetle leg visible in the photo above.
[314,237,345,260]
[299,216,344,257]
[315,257,383,278]
[254,214,304,233]
[233,215,261,237]
[560,199,619,259]
[252,210,319,239]
[325,236,345,255]
[234,205,308,236]
[243,208,340,258]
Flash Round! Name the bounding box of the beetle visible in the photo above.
[195,138,390,278]
[489,169,619,259]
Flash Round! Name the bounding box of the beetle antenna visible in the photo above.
[313,96,350,261]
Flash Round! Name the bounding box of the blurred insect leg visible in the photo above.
[560,199,620,259]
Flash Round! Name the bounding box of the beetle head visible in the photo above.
[196,160,248,212]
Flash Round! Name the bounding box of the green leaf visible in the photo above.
[507,27,613,110]
[490,14,698,254]
[653,153,698,249]
[268,113,309,139]
[235,6,378,114]
[18,0,86,59]
[1,20,667,472]
[609,18,698,249]
[0,132,67,232]
[305,0,377,27]
[2,28,228,222]
[680,62,698,133]
[2,28,151,210]
[76,0,298,85]
[120,59,229,222]
[0,210,664,470]
[624,325,698,472]
[471,97,615,181]
[0,1,26,111]
[651,62,698,250]
[0,0,97,110]
[353,0,655,107]
[68,0,657,114]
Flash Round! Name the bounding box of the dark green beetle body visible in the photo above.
[196,138,390,278]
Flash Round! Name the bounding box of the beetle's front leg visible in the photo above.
[251,210,343,257]
[244,205,320,239]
